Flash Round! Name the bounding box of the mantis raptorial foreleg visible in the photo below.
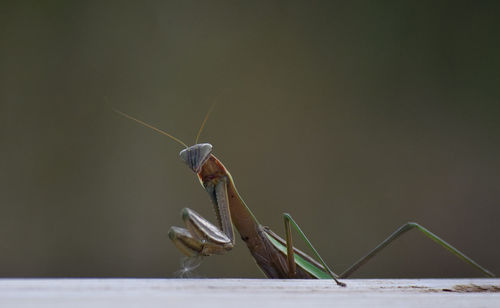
[168,180,235,257]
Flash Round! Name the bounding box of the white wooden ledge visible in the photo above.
[0,278,499,308]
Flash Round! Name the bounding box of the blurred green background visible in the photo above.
[1,1,499,279]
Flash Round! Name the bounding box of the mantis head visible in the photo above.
[114,104,216,174]
[179,143,213,173]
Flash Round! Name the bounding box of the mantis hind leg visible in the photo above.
[339,222,495,278]
[282,213,346,286]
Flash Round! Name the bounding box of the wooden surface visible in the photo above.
[0,278,499,307]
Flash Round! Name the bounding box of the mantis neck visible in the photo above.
[198,155,261,239]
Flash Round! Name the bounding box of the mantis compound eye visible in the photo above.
[179,143,213,173]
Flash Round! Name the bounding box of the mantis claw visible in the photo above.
[169,207,235,257]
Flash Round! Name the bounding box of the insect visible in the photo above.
[115,107,495,286]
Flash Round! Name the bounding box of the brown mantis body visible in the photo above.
[170,150,317,280]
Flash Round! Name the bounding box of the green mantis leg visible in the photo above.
[282,216,494,282]
[283,213,346,286]
[339,222,495,278]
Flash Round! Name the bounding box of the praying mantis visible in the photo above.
[115,108,495,286]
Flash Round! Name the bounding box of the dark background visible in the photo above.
[1,1,499,278]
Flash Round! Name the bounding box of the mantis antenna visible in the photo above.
[113,109,188,148]
[195,103,217,144]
